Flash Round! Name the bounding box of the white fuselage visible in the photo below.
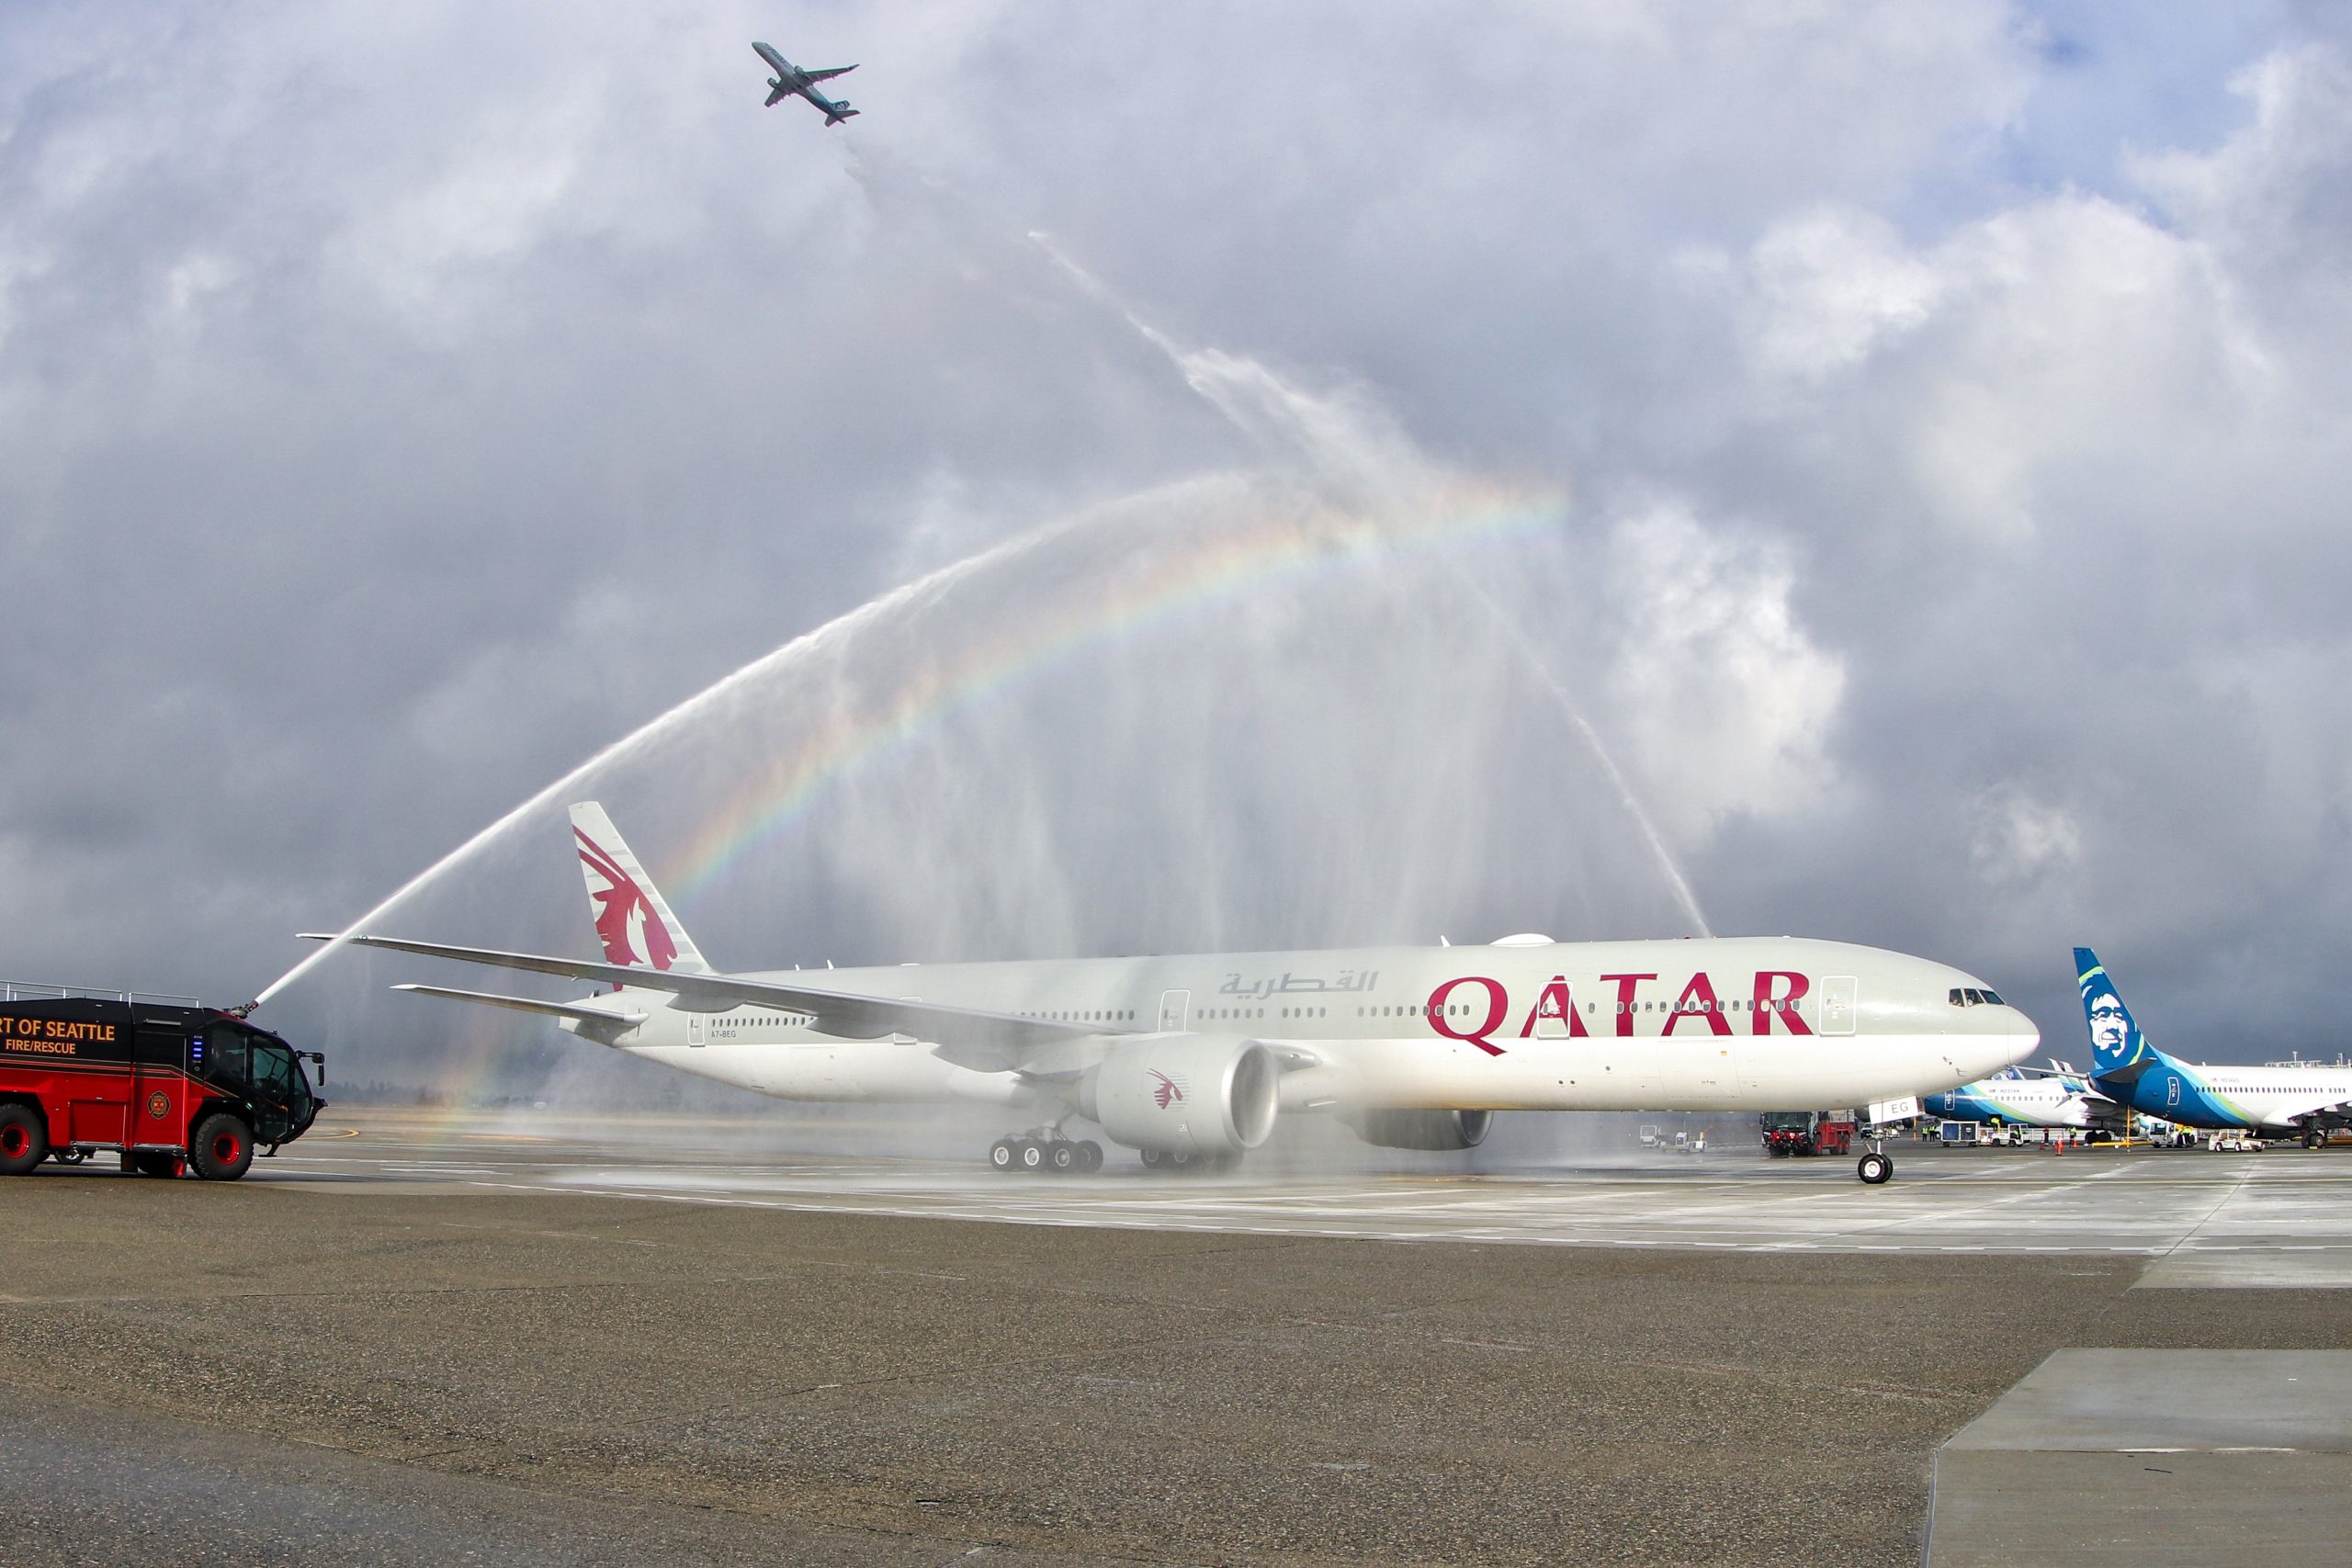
[563,935,2037,1117]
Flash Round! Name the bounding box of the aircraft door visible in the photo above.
[1820,976,1858,1037]
[688,1012,705,1047]
[1158,989,1191,1032]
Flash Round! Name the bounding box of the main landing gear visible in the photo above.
[988,1134,1103,1174]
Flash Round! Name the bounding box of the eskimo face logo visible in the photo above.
[1149,1069,1184,1111]
[576,829,677,971]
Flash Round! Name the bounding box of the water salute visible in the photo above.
[3,6,2348,1564]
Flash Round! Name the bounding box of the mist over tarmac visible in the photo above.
[10,4,2352,1102]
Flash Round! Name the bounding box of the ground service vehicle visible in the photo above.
[1759,1110,1857,1158]
[0,985,323,1179]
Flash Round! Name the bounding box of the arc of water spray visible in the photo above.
[250,529,1053,1010]
[1028,231,1711,938]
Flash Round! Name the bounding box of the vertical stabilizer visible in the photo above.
[2075,947,2154,1077]
[570,803,708,975]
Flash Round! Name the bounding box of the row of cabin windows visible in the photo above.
[1353,998,1799,1018]
[1017,1010,1136,1023]
[1948,988,2005,1007]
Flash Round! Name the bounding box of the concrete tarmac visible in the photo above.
[3,1111,2347,1567]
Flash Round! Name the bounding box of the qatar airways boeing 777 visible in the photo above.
[310,805,2039,1184]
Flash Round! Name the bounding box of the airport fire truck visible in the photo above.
[0,985,323,1179]
[1758,1110,1857,1157]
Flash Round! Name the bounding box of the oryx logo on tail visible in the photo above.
[578,830,676,970]
[567,803,710,976]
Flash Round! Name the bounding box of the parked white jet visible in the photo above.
[1923,1059,2113,1131]
[312,805,2039,1184]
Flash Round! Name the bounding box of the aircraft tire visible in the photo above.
[988,1138,1017,1171]
[1857,1152,1894,1186]
[52,1147,86,1166]
[190,1113,254,1181]
[1139,1146,1165,1169]
[1078,1141,1103,1172]
[0,1105,47,1176]
[1017,1139,1046,1171]
[1049,1140,1079,1173]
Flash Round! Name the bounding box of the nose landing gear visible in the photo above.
[1857,1143,1894,1185]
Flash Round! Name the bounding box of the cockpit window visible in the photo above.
[1949,987,2005,1008]
[1980,990,2003,1007]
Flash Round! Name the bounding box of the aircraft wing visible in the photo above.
[304,932,1125,1054]
[803,64,855,82]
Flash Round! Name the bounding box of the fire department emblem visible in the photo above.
[147,1091,168,1120]
[1148,1069,1184,1111]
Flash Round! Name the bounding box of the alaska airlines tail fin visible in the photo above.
[2074,947,2154,1078]
[570,803,708,975]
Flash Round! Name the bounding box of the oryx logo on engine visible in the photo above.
[1149,1069,1184,1110]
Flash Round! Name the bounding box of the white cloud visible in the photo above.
[1600,502,1845,838]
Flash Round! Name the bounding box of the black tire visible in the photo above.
[130,1151,183,1179]
[0,1105,47,1176]
[1079,1140,1103,1173]
[1049,1141,1078,1173]
[989,1137,1016,1171]
[1139,1146,1165,1169]
[1858,1152,1894,1185]
[52,1147,87,1166]
[1017,1139,1045,1171]
[189,1113,254,1181]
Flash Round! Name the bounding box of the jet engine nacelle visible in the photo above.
[1349,1108,1494,1152]
[1080,1037,1278,1156]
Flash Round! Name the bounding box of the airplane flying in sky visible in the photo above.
[2076,947,2352,1145]
[311,805,2039,1184]
[752,41,857,125]
[1922,1060,2113,1130]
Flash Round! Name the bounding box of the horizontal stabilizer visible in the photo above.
[390,984,648,1028]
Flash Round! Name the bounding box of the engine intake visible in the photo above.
[1080,1037,1278,1156]
[1350,1108,1493,1152]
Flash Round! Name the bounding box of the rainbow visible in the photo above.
[669,479,1566,899]
[365,478,1563,1129]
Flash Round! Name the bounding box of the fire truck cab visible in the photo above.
[0,985,323,1180]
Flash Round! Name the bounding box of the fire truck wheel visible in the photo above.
[1857,1152,1894,1185]
[190,1113,255,1181]
[0,1105,48,1176]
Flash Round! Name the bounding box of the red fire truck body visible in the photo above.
[0,987,322,1179]
[1758,1110,1858,1157]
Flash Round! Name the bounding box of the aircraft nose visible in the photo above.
[1963,1009,2040,1078]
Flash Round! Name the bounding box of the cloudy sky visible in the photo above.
[6,0,2351,1080]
